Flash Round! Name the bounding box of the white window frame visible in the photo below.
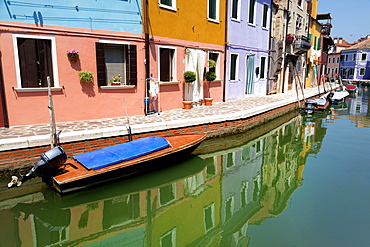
[158,183,176,206]
[160,228,176,247]
[208,0,220,22]
[159,0,176,11]
[297,0,303,10]
[261,3,270,29]
[12,34,60,91]
[204,203,215,233]
[360,68,366,76]
[231,0,241,21]
[158,45,177,82]
[259,56,267,79]
[230,53,239,82]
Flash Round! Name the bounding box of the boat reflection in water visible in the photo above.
[0,113,330,246]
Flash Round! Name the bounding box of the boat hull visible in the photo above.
[302,98,330,114]
[52,134,206,194]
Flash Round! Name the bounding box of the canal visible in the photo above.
[0,86,369,247]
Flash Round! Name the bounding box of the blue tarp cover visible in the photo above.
[74,137,170,170]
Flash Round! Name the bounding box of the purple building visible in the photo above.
[340,38,370,81]
[225,0,271,100]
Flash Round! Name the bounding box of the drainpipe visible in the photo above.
[144,0,150,115]
[0,52,9,127]
[266,2,274,95]
[222,0,229,102]
[282,0,290,93]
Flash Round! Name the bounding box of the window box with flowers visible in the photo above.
[67,49,79,62]
[286,34,295,44]
[109,74,122,86]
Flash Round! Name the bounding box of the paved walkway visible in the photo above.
[0,85,332,151]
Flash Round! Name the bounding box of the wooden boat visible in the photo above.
[8,134,206,194]
[302,97,330,114]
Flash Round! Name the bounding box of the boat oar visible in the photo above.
[123,98,132,141]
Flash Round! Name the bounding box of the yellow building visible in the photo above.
[306,0,322,88]
[143,0,226,109]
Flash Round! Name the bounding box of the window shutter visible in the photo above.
[96,43,106,86]
[37,39,54,87]
[18,38,39,88]
[126,45,137,85]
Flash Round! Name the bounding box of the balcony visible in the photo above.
[294,35,311,54]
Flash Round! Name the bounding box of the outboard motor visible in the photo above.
[326,91,334,102]
[8,146,67,188]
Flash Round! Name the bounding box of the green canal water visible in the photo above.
[0,86,369,247]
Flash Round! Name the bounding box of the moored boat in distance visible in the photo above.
[8,134,206,194]
[302,98,330,114]
[328,89,349,104]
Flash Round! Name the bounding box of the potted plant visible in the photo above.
[67,49,79,62]
[109,74,122,85]
[204,71,216,106]
[204,59,217,106]
[78,70,94,83]
[183,71,196,109]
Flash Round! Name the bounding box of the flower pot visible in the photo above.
[111,82,121,86]
[68,56,78,62]
[204,98,213,106]
[183,101,192,110]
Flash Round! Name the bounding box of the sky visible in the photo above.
[318,0,370,43]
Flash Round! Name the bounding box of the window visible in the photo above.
[96,42,137,86]
[260,57,266,79]
[360,68,366,76]
[225,197,234,222]
[353,54,356,61]
[230,53,239,81]
[231,0,240,20]
[14,35,58,88]
[160,228,176,247]
[209,52,220,79]
[340,55,344,62]
[297,0,302,7]
[208,0,219,21]
[159,47,176,82]
[204,203,215,232]
[296,14,303,30]
[345,54,348,61]
[248,0,256,24]
[262,4,269,28]
[241,181,249,208]
[159,183,176,206]
[159,0,176,10]
[361,53,367,61]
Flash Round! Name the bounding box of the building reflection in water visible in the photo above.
[0,113,330,247]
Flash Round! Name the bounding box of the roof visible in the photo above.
[317,13,332,21]
[345,39,370,51]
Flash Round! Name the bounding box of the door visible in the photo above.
[245,54,255,94]
[185,48,206,102]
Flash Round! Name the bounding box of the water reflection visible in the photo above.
[330,86,370,127]
[0,113,331,246]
